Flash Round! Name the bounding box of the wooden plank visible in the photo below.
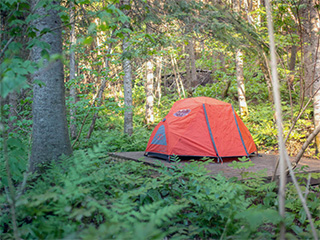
[109,152,320,184]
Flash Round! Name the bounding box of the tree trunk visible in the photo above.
[300,0,317,97]
[313,39,320,153]
[86,50,112,139]
[122,0,133,136]
[145,23,154,125]
[155,55,162,103]
[69,0,77,140]
[170,55,181,98]
[189,38,197,89]
[145,60,154,124]
[185,43,192,93]
[30,0,72,172]
[299,0,320,153]
[236,49,249,116]
[8,91,18,132]
[219,52,231,98]
[260,56,273,102]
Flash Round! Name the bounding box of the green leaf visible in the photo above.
[83,36,93,45]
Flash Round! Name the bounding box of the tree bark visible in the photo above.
[299,0,320,153]
[186,37,197,91]
[145,60,154,124]
[122,0,133,136]
[30,0,72,171]
[260,56,273,102]
[300,0,318,97]
[185,43,192,93]
[155,55,162,103]
[170,55,181,98]
[69,0,77,140]
[313,37,320,153]
[235,49,249,116]
[189,37,197,89]
[265,0,287,237]
[145,23,154,125]
[8,91,18,132]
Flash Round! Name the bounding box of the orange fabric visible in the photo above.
[145,97,257,159]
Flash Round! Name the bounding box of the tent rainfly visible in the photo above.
[145,97,257,161]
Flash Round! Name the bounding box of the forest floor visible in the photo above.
[110,151,320,184]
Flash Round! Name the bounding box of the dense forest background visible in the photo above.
[1,0,320,239]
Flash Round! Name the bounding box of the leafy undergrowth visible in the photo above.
[1,144,320,239]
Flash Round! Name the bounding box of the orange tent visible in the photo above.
[145,97,257,161]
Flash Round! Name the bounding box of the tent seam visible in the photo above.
[231,106,250,158]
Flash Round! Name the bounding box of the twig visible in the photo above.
[0,36,14,59]
[304,174,311,199]
[292,124,320,170]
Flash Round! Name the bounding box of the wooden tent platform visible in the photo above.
[109,152,320,185]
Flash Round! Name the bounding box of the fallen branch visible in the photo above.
[292,124,320,170]
[161,69,213,79]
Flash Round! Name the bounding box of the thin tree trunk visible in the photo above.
[122,0,133,136]
[87,40,113,139]
[313,37,320,153]
[173,57,186,98]
[145,60,154,124]
[155,55,162,105]
[236,49,249,116]
[261,55,274,102]
[222,79,232,98]
[170,55,181,98]
[185,43,192,94]
[289,45,298,72]
[69,0,77,140]
[265,1,288,237]
[163,72,167,96]
[189,37,197,89]
[30,0,72,171]
[8,91,18,132]
[219,52,231,98]
[145,23,154,125]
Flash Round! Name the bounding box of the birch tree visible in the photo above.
[145,60,154,124]
[145,24,154,125]
[121,0,133,136]
[236,49,249,116]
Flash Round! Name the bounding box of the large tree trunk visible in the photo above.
[236,49,249,116]
[69,0,77,139]
[30,0,72,171]
[122,0,133,136]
